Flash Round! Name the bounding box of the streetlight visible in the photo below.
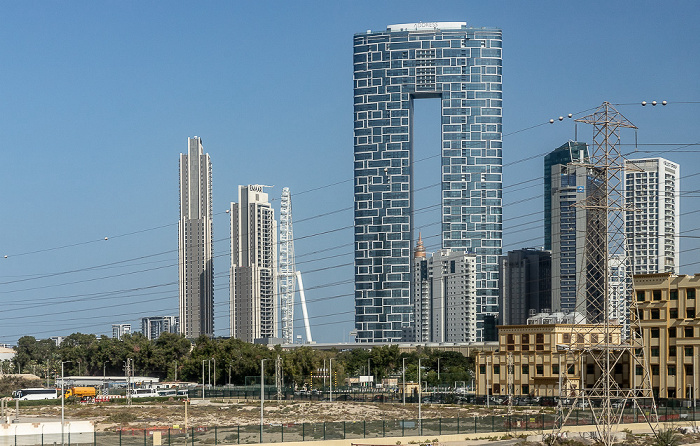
[61,360,72,446]
[211,358,216,388]
[103,361,110,397]
[402,358,406,406]
[260,358,269,441]
[329,358,333,402]
[418,357,422,435]
[437,357,440,387]
[201,360,206,401]
[367,358,372,388]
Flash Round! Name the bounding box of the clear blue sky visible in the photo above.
[0,1,698,344]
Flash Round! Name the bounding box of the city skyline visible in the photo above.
[0,2,698,344]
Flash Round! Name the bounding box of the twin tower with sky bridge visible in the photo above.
[353,22,503,343]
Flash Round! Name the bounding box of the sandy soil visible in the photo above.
[14,398,543,431]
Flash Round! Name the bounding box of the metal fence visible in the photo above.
[6,405,699,445]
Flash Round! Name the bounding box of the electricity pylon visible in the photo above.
[555,102,657,445]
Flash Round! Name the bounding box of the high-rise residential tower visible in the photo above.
[410,237,477,343]
[544,141,590,314]
[141,316,179,341]
[230,185,277,343]
[112,324,131,340]
[430,249,477,343]
[178,137,214,338]
[353,22,503,342]
[625,158,680,275]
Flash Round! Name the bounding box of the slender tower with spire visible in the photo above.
[412,234,430,342]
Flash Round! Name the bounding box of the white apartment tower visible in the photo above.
[230,185,278,342]
[141,316,179,340]
[178,136,214,338]
[112,324,131,340]
[625,158,680,274]
[411,237,477,343]
[431,249,477,343]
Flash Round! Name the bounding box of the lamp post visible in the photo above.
[367,358,371,388]
[201,360,205,401]
[260,358,269,441]
[61,360,72,446]
[211,358,216,387]
[228,364,232,386]
[437,357,440,388]
[402,358,406,405]
[329,358,333,402]
[102,361,109,396]
[418,358,422,434]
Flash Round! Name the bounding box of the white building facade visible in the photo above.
[230,185,277,342]
[112,324,131,340]
[141,316,179,340]
[410,239,477,343]
[625,158,680,275]
[178,136,214,338]
[430,249,477,343]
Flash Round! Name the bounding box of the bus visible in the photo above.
[13,388,59,400]
[131,388,159,398]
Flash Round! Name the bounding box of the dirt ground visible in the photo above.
[15,398,543,431]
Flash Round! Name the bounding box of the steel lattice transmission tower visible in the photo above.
[554,102,657,445]
[278,187,313,344]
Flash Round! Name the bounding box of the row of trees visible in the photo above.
[12,333,475,389]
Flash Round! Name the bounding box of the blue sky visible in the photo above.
[0,1,698,344]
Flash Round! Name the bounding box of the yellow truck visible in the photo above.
[63,387,96,399]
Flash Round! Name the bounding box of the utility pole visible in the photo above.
[184,398,189,443]
[124,359,132,407]
[260,358,269,441]
[418,357,422,434]
[275,355,282,401]
[486,356,490,409]
[402,357,406,406]
[437,357,440,387]
[61,360,71,446]
[507,353,513,415]
[329,358,333,403]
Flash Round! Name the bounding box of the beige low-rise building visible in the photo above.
[634,273,700,399]
[477,272,700,401]
[476,316,625,398]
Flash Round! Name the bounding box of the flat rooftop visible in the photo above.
[387,22,467,32]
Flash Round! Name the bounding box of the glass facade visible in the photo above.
[353,23,503,342]
[543,141,590,314]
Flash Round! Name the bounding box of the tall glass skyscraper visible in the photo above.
[544,141,590,314]
[353,22,503,342]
